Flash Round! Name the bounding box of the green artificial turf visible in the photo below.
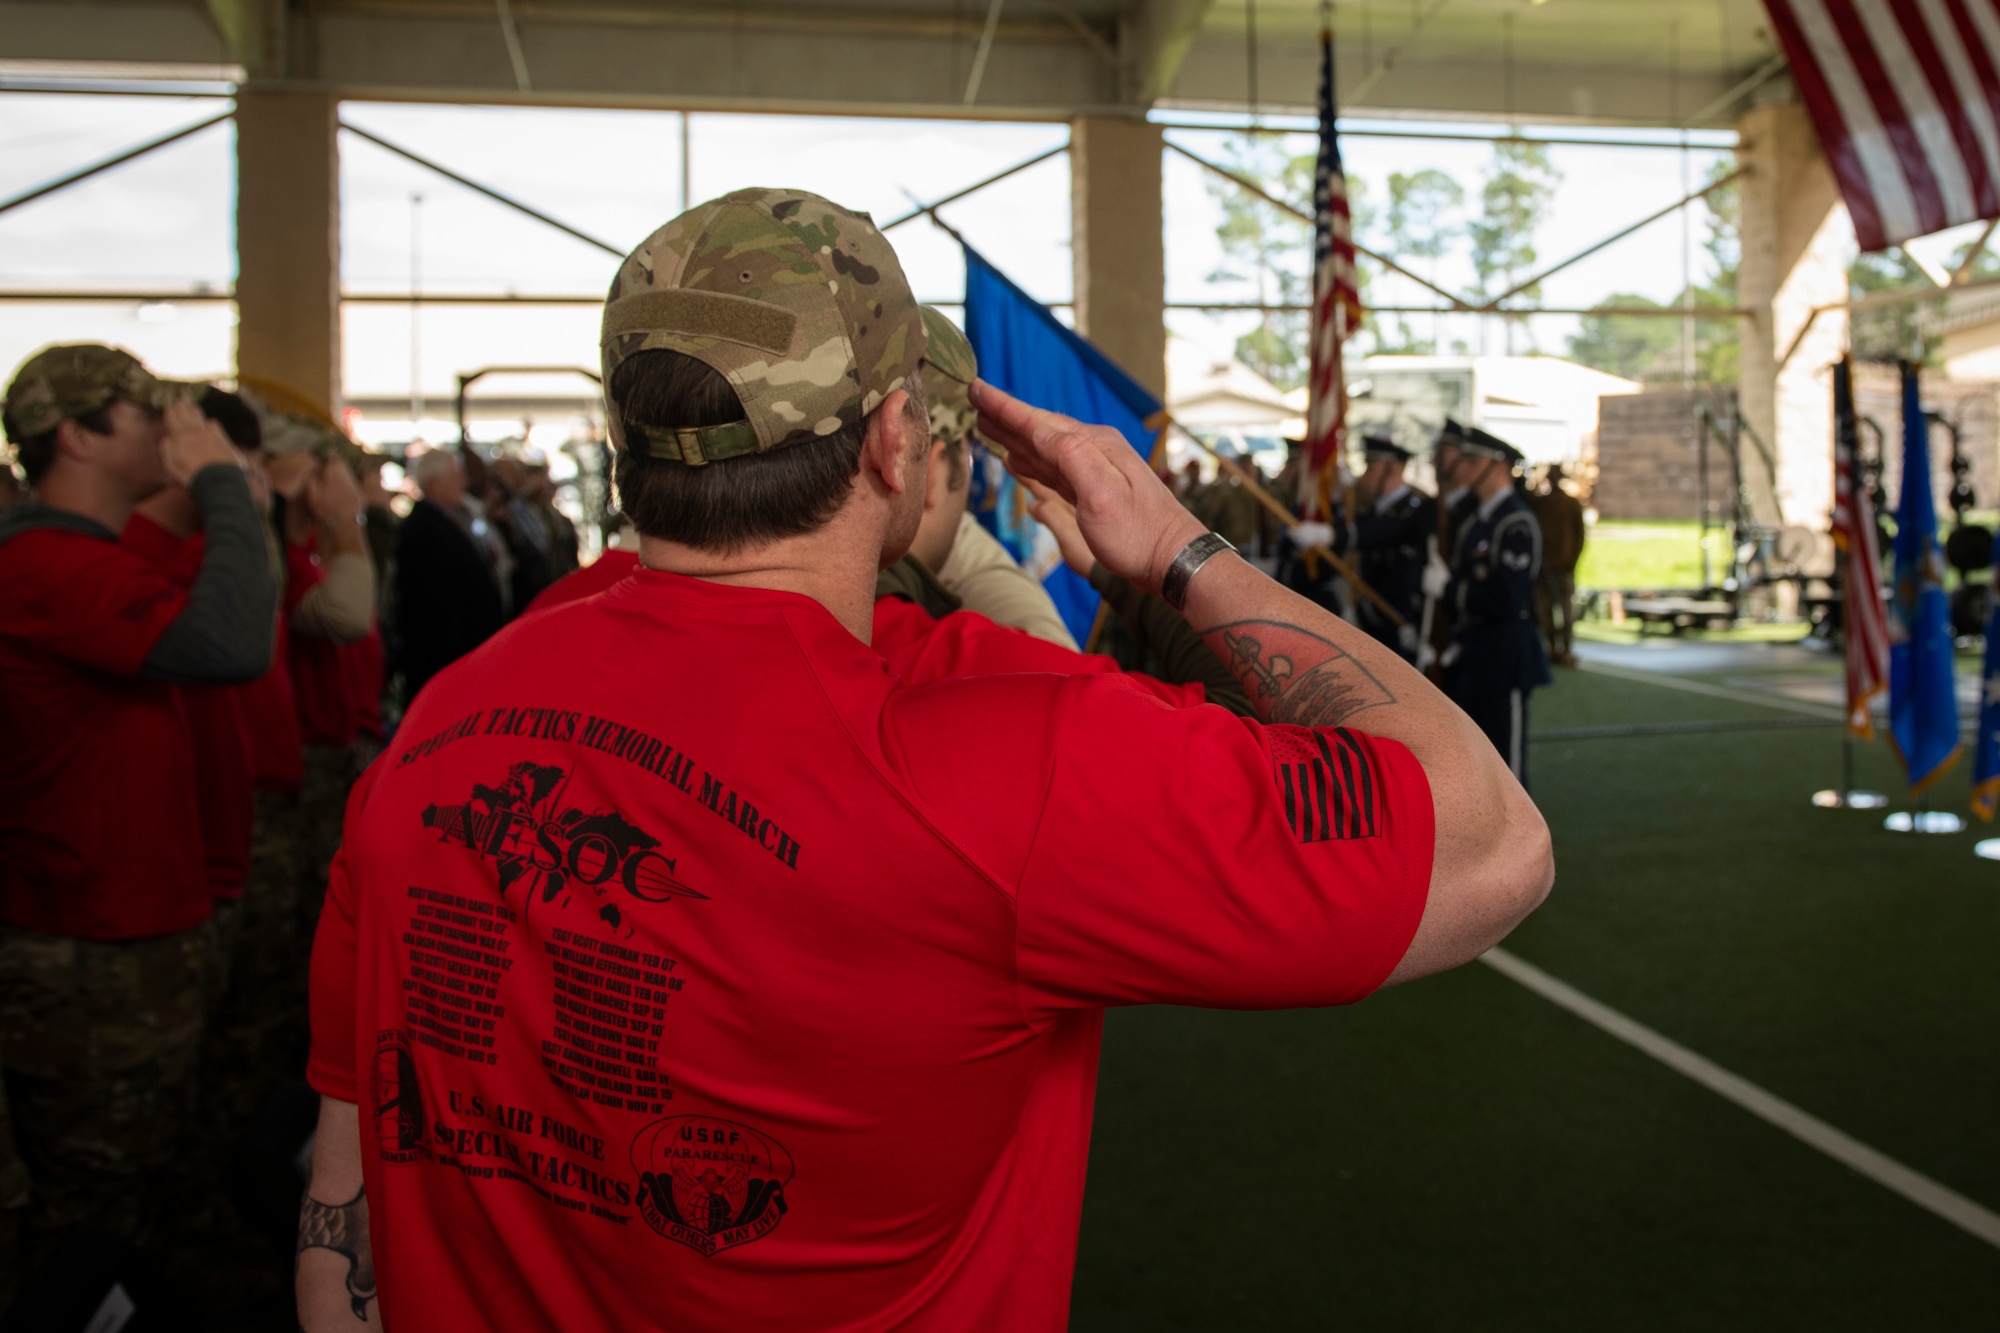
[1069,662,2000,1330]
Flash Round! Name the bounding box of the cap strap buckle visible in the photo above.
[632,419,763,467]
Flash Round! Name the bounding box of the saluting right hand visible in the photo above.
[307,459,364,526]
[160,398,241,487]
[970,379,1205,596]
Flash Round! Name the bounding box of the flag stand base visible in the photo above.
[1884,811,1966,834]
[1811,789,1887,809]
[1974,839,2000,861]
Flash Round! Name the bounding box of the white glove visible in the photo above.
[1440,642,1463,669]
[1421,554,1452,600]
[1288,522,1335,549]
[1398,623,1420,654]
[1416,641,1437,672]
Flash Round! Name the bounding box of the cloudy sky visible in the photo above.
[0,90,1831,434]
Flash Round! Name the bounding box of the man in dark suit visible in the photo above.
[394,448,504,701]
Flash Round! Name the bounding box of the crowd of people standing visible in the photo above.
[0,345,584,1316]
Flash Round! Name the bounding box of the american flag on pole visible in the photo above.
[1832,358,1889,737]
[1303,4,1360,517]
[1764,0,2000,252]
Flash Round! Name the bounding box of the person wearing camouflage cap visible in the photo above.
[897,308,1078,648]
[0,344,277,1259]
[299,190,1549,1333]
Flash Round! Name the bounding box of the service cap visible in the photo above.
[3,344,195,443]
[1362,433,1412,464]
[1459,426,1524,466]
[600,188,972,467]
[1434,417,1470,449]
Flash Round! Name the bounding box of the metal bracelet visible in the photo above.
[1161,532,1235,611]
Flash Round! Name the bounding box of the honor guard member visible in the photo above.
[1417,419,1475,671]
[1349,434,1434,662]
[1425,427,1551,784]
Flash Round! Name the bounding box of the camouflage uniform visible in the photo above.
[0,922,212,1242]
[0,347,221,1260]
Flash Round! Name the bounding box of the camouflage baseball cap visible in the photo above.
[919,306,980,448]
[3,344,192,443]
[601,188,975,466]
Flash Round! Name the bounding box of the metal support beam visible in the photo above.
[0,111,232,219]
[338,121,622,256]
[1480,167,1749,310]
[880,144,1069,230]
[1165,138,1475,311]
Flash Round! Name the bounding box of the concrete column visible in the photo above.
[1736,101,1850,529]
[1070,116,1166,400]
[235,89,340,414]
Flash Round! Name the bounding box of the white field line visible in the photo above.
[1480,947,2000,1250]
[1575,659,1848,721]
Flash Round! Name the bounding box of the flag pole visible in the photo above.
[1149,410,1407,626]
[1814,355,1886,810]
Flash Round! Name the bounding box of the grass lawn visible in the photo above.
[1577,519,1721,592]
[1069,660,1999,1330]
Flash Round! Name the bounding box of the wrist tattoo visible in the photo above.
[297,1185,377,1321]
[1198,619,1395,727]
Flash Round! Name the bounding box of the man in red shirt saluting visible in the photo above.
[300,190,1552,1331]
[0,344,274,1263]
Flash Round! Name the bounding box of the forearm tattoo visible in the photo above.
[1198,619,1395,727]
[297,1185,378,1321]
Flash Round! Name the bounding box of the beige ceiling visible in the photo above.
[0,0,1787,127]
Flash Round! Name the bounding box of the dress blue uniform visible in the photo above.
[1350,436,1434,663]
[1443,430,1552,785]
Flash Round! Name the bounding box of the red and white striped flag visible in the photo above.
[1765,0,2000,252]
[1832,358,1890,736]
[1303,10,1361,518]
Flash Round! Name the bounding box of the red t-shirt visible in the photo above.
[540,554,1205,711]
[309,571,1430,1330]
[286,538,384,747]
[528,549,639,614]
[122,516,256,900]
[0,523,212,939]
[870,594,1204,707]
[242,610,304,792]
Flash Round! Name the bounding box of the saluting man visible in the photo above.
[1424,426,1551,785]
[1349,434,1434,662]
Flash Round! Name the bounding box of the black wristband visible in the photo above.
[1161,532,1234,611]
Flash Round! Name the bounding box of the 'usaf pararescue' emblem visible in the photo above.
[373,1029,424,1164]
[631,1115,794,1256]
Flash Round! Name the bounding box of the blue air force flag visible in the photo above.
[959,243,1161,647]
[1973,581,2000,821]
[1887,362,1961,794]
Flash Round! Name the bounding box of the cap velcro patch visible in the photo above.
[630,419,763,466]
[602,290,798,354]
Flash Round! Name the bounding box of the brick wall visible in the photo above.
[1592,388,1739,521]
[1592,371,2000,522]
[1851,362,1999,519]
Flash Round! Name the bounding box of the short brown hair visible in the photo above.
[611,349,925,553]
[7,403,114,486]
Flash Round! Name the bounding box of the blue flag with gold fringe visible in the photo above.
[1888,362,1961,794]
[960,243,1159,647]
